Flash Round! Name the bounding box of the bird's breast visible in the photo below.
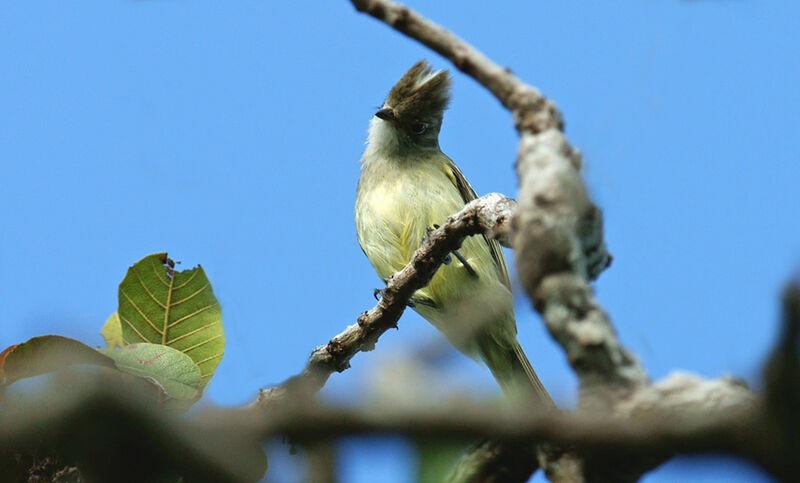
[356,159,463,276]
[355,155,514,355]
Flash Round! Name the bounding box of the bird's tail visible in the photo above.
[476,335,556,411]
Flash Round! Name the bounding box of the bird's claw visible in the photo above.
[422,226,477,276]
[421,224,440,243]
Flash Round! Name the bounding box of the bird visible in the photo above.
[355,60,554,408]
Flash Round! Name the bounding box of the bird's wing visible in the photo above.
[442,156,512,290]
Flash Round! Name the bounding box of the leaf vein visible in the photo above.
[167,321,216,345]
[172,269,199,291]
[133,266,166,309]
[162,272,175,344]
[181,334,223,354]
[168,303,218,329]
[119,314,148,342]
[150,260,171,287]
[194,352,223,366]
[170,282,210,307]
[121,289,163,336]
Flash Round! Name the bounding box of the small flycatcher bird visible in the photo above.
[355,60,553,407]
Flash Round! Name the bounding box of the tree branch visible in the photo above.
[350,0,563,134]
[254,375,755,454]
[1,4,791,483]
[349,0,622,479]
[256,282,800,481]
[4,279,793,482]
[350,0,624,404]
[256,193,516,407]
[1,345,786,483]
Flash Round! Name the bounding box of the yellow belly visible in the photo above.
[355,156,514,355]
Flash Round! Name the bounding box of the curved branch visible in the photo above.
[350,0,562,134]
[256,194,516,407]
[349,1,623,480]
[349,0,623,402]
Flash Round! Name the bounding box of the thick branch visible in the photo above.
[256,193,516,407]
[257,372,761,481]
[254,375,756,454]
[513,129,640,415]
[0,364,778,483]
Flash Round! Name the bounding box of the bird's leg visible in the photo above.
[451,250,478,278]
[374,286,437,309]
[425,225,478,278]
[409,296,437,308]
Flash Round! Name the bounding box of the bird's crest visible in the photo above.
[385,60,451,122]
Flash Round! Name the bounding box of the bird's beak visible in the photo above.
[375,107,398,126]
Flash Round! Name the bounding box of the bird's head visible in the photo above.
[367,60,451,156]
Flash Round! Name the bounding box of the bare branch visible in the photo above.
[256,193,516,407]
[0,366,778,483]
[348,0,620,479]
[350,0,562,134]
[349,0,622,402]
[254,376,755,448]
[254,372,762,482]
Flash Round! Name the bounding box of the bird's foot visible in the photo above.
[375,288,436,309]
[423,225,478,277]
[409,296,437,309]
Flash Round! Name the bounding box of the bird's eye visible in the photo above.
[412,123,428,135]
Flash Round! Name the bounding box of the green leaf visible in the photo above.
[0,335,116,386]
[101,311,125,348]
[98,343,202,402]
[117,253,224,388]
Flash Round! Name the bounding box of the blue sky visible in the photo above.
[1,1,797,482]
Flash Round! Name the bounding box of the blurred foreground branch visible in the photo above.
[1,283,796,481]
[7,331,800,482]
